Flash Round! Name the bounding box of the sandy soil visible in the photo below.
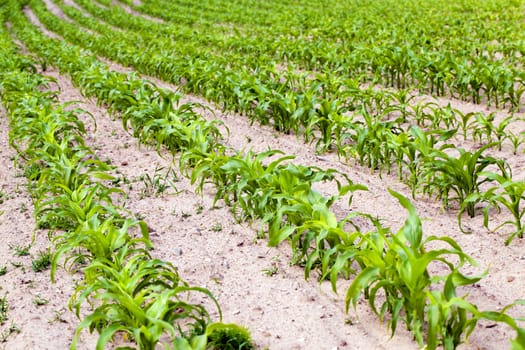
[1,2,525,350]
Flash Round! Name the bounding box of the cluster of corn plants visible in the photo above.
[346,190,525,349]
[97,0,525,109]
[6,0,525,348]
[34,0,525,151]
[8,0,367,296]
[0,7,253,350]
[28,0,525,193]
[21,0,434,152]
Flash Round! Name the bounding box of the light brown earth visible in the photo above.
[1,2,525,350]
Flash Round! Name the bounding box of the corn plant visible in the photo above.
[212,150,296,220]
[427,103,461,130]
[409,100,439,127]
[472,112,497,144]
[266,185,364,282]
[397,126,455,198]
[174,323,253,350]
[387,89,416,123]
[205,323,254,350]
[493,115,513,151]
[507,130,525,155]
[71,246,219,350]
[425,275,521,350]
[306,98,353,152]
[35,182,123,230]
[421,143,511,217]
[457,112,477,141]
[346,190,487,349]
[345,110,403,174]
[462,173,525,244]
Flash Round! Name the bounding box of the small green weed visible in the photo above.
[179,210,191,218]
[10,244,30,257]
[48,310,66,324]
[140,166,178,197]
[10,262,23,269]
[18,202,28,213]
[31,251,51,272]
[0,295,7,323]
[262,265,278,277]
[32,295,49,306]
[0,322,20,343]
[195,204,204,215]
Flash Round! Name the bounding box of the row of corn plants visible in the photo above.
[341,119,525,244]
[0,5,253,349]
[7,2,525,348]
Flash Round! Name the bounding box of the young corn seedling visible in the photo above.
[421,143,510,217]
[409,100,439,128]
[212,150,295,221]
[346,189,486,349]
[492,115,514,151]
[461,173,525,244]
[71,246,220,350]
[506,130,525,155]
[307,98,352,152]
[35,181,123,230]
[346,110,402,174]
[399,126,455,198]
[51,217,152,282]
[457,112,477,141]
[472,112,497,144]
[387,89,417,123]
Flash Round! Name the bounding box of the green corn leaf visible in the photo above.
[96,323,129,350]
[345,266,380,312]
[388,188,422,247]
[268,225,295,247]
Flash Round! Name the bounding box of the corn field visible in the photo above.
[0,0,525,349]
